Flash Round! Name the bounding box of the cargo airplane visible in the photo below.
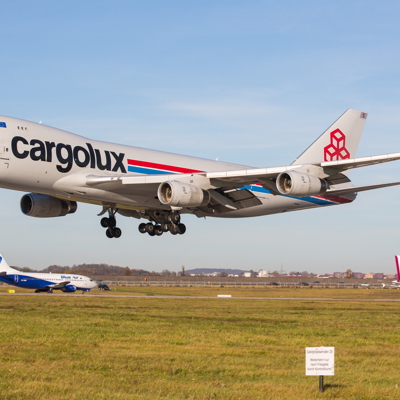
[0,253,96,293]
[0,109,399,238]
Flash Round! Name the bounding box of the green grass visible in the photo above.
[90,284,400,299]
[0,289,400,399]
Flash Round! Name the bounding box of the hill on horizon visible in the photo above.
[185,268,247,275]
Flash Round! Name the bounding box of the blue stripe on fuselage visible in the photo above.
[0,274,54,289]
[242,185,335,206]
[127,166,174,175]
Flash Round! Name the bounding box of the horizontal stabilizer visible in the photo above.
[321,153,400,172]
[327,182,400,197]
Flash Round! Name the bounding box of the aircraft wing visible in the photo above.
[85,152,400,190]
[46,281,71,289]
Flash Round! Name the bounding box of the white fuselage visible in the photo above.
[0,116,353,219]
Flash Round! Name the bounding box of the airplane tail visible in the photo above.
[395,255,400,282]
[292,109,368,168]
[0,254,16,273]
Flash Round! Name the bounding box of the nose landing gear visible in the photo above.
[99,208,122,238]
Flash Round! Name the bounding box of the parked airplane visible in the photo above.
[0,253,97,293]
[0,109,399,238]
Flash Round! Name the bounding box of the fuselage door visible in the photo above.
[0,139,10,160]
[0,138,10,170]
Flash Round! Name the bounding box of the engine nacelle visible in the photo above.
[61,285,77,293]
[20,193,78,218]
[276,171,328,197]
[157,181,210,207]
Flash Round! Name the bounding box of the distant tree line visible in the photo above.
[14,263,153,276]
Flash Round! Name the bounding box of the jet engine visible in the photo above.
[20,193,78,218]
[61,285,77,293]
[276,171,328,197]
[157,181,210,207]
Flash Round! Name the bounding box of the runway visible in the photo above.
[1,292,400,301]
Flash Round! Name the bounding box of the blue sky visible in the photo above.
[1,1,400,274]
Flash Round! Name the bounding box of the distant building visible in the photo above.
[364,273,373,279]
[243,271,257,278]
[373,273,384,280]
[353,272,364,279]
[258,270,272,278]
[333,272,343,279]
[385,274,395,280]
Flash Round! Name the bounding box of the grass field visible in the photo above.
[0,287,400,399]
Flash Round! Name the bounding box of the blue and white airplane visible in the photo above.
[0,253,97,293]
[0,109,399,238]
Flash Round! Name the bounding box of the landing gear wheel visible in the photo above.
[106,229,113,238]
[154,225,163,236]
[170,224,178,235]
[177,223,186,235]
[168,212,180,224]
[100,217,109,228]
[145,223,155,234]
[107,216,116,228]
[139,223,147,234]
[161,223,170,232]
[113,227,122,238]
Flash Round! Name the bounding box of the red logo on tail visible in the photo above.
[323,129,350,162]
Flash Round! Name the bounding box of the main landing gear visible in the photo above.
[99,208,122,239]
[99,208,186,238]
[138,211,186,237]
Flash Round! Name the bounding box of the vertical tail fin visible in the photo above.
[292,109,368,166]
[0,254,15,273]
[395,255,400,282]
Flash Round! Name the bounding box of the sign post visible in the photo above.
[305,347,334,392]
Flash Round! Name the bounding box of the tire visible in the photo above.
[171,213,180,224]
[138,223,147,233]
[177,223,186,235]
[100,217,109,228]
[113,227,122,238]
[154,226,163,236]
[145,223,155,234]
[106,229,113,238]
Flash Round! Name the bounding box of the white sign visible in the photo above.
[305,347,334,376]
